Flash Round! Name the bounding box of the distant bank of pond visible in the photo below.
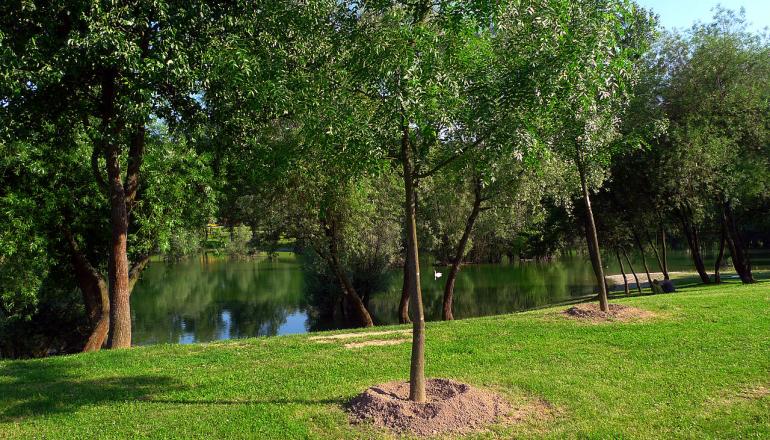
[130,250,770,345]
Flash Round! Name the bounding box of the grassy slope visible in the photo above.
[1,281,768,439]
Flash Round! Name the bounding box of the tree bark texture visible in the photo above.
[578,160,609,312]
[402,123,426,403]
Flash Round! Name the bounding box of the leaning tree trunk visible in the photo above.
[679,207,711,284]
[714,222,726,284]
[442,179,483,321]
[622,248,643,295]
[647,230,668,280]
[616,248,630,296]
[402,123,426,403]
[722,201,754,284]
[633,232,653,288]
[577,159,609,312]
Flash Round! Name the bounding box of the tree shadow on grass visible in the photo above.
[141,397,346,406]
[0,360,184,422]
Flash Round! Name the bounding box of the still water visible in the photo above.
[130,251,769,345]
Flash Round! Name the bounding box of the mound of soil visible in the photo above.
[564,303,654,322]
[347,378,509,437]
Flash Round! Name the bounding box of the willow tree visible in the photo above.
[1,1,220,348]
[654,9,770,284]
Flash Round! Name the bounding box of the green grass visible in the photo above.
[1,282,769,439]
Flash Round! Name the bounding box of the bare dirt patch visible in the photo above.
[344,339,410,349]
[309,330,411,342]
[563,303,655,322]
[737,385,770,400]
[347,378,511,437]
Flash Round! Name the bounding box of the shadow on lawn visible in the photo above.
[0,360,184,422]
[142,397,345,406]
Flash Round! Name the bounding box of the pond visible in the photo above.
[130,250,770,345]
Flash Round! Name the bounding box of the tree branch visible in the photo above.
[128,254,150,293]
[124,124,145,209]
[91,146,108,193]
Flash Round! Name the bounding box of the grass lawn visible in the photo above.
[1,281,768,439]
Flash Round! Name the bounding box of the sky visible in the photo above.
[635,0,770,32]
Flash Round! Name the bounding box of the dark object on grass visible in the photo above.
[661,279,676,293]
[651,279,664,294]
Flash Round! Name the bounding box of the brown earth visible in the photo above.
[309,330,411,342]
[563,303,655,322]
[347,378,510,437]
[344,339,410,349]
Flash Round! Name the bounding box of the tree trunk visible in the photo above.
[95,71,132,349]
[616,248,630,296]
[105,144,131,349]
[722,201,754,284]
[398,259,411,324]
[714,221,726,284]
[622,248,643,295]
[659,224,669,280]
[578,161,608,312]
[442,178,483,321]
[402,122,426,403]
[633,232,653,287]
[647,230,668,280]
[398,224,411,324]
[678,206,711,284]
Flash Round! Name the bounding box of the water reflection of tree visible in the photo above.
[367,259,597,323]
[300,250,392,332]
[130,256,306,345]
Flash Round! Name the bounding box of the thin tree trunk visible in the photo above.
[714,221,726,284]
[398,221,411,324]
[647,230,667,280]
[659,224,669,280]
[622,248,643,295]
[442,179,483,321]
[578,159,609,312]
[402,122,426,403]
[679,206,711,284]
[616,248,630,296]
[633,232,653,287]
[722,201,754,284]
[399,258,411,324]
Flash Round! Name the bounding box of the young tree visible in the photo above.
[545,1,655,311]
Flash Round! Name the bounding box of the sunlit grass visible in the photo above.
[1,281,768,439]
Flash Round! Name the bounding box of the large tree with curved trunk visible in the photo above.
[1,0,218,349]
